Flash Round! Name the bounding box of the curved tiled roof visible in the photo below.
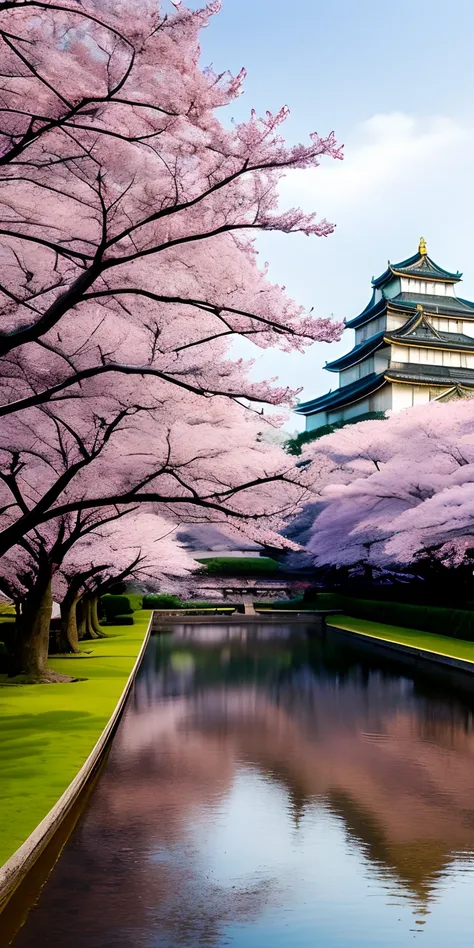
[295,372,386,415]
[372,251,461,288]
[345,296,386,329]
[434,384,474,402]
[385,312,474,350]
[345,291,474,331]
[389,293,474,316]
[386,363,474,386]
[325,330,386,372]
[458,297,474,310]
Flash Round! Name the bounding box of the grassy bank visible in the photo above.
[0,610,151,868]
[313,593,474,642]
[327,615,474,664]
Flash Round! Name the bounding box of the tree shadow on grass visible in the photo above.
[0,711,107,776]
[0,709,99,733]
[48,652,94,658]
[0,675,86,686]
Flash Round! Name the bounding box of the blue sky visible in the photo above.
[189,0,474,427]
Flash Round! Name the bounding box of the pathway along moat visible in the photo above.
[11,621,474,947]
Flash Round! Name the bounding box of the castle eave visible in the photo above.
[345,296,387,329]
[384,309,474,348]
[386,363,474,387]
[384,331,474,351]
[388,294,474,317]
[295,372,386,415]
[325,330,385,371]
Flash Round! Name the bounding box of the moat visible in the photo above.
[12,621,474,947]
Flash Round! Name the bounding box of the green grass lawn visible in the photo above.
[0,610,151,868]
[327,615,474,663]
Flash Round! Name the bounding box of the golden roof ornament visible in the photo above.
[418,236,427,256]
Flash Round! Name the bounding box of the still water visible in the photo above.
[12,622,474,947]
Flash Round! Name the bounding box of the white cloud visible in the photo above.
[243,111,474,422]
[280,112,472,212]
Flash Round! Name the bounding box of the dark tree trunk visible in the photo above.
[79,597,102,640]
[10,573,72,681]
[84,597,99,639]
[59,595,80,653]
[76,598,87,641]
[10,574,51,678]
[90,595,106,637]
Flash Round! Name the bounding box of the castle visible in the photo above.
[296,239,474,431]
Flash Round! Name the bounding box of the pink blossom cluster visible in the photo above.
[0,1,341,676]
[301,400,474,570]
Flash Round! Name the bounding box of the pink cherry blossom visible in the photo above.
[301,401,474,571]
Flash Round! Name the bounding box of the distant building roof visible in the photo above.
[326,314,474,376]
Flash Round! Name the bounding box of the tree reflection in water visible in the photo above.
[13,623,474,947]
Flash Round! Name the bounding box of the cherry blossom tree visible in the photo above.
[55,511,197,654]
[0,0,343,554]
[0,0,342,421]
[0,380,310,552]
[386,477,474,568]
[0,0,345,680]
[300,400,474,574]
[0,385,308,677]
[0,503,197,676]
[0,505,132,677]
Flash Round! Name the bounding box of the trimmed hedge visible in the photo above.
[255,593,344,611]
[143,595,238,610]
[341,597,474,642]
[256,591,474,640]
[314,592,344,610]
[196,556,280,576]
[0,641,9,672]
[125,593,143,611]
[142,594,183,610]
[255,597,303,610]
[101,595,134,621]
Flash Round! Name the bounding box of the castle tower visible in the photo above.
[296,240,474,431]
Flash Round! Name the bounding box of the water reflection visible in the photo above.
[13,623,474,947]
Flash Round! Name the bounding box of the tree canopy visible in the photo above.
[0,0,342,677]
